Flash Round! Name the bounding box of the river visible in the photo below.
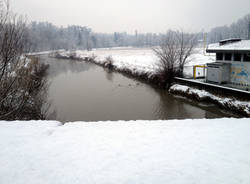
[40,56,235,122]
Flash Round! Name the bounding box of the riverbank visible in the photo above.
[50,49,160,84]
[51,48,214,86]
[169,84,250,117]
[50,48,214,80]
[50,48,249,117]
[1,119,249,184]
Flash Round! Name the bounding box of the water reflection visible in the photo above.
[40,56,92,78]
[104,68,114,82]
[43,56,233,122]
[150,88,228,120]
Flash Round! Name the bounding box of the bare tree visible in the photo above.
[153,30,197,88]
[0,0,49,120]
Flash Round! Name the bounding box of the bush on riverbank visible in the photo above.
[153,30,197,89]
[103,56,114,69]
[0,2,50,120]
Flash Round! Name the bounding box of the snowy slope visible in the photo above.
[0,119,250,184]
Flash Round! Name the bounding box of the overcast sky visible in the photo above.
[12,0,250,33]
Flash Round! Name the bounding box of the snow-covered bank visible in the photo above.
[1,119,250,184]
[52,48,215,77]
[27,49,65,56]
[170,84,250,116]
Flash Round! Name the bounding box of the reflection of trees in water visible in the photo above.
[204,111,219,119]
[103,70,226,119]
[39,56,94,121]
[38,55,231,120]
[104,68,114,82]
[151,88,229,119]
[39,56,93,78]
[152,90,193,119]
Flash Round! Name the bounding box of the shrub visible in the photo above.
[153,30,197,89]
[0,1,49,120]
[104,56,114,69]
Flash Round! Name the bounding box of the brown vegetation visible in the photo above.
[0,1,49,120]
[153,30,197,88]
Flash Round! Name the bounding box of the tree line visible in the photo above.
[207,13,250,43]
[27,22,167,52]
[26,13,250,52]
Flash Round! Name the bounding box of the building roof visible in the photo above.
[206,39,250,53]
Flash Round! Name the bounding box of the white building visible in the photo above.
[206,38,250,86]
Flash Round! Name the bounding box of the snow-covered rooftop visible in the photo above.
[207,40,250,53]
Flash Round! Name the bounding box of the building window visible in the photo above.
[243,53,250,62]
[225,53,232,61]
[234,53,241,61]
[216,53,223,60]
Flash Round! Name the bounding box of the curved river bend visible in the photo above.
[41,56,234,122]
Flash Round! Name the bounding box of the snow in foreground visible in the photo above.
[0,119,250,184]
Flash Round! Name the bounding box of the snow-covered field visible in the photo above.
[1,119,250,184]
[55,47,215,77]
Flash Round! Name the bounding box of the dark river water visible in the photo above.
[40,56,234,122]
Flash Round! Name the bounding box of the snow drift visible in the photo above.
[0,119,250,184]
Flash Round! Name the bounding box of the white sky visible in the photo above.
[12,0,250,33]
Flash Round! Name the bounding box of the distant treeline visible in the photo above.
[27,22,168,52]
[26,13,250,52]
[208,13,250,43]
